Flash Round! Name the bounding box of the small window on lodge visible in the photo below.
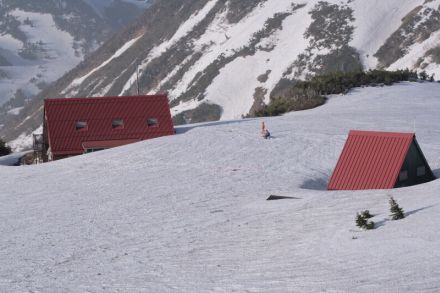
[76,121,88,131]
[417,166,426,177]
[112,118,124,129]
[147,118,158,127]
[399,170,408,181]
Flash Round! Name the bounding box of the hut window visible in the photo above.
[86,148,105,153]
[417,166,426,177]
[147,118,158,127]
[76,121,88,131]
[112,119,124,129]
[399,170,408,181]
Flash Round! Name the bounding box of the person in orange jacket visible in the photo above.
[261,121,270,139]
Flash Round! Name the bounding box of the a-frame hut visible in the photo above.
[328,130,435,190]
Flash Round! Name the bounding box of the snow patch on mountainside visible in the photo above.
[165,0,313,120]
[0,10,82,105]
[169,1,298,100]
[389,29,440,77]
[148,55,193,95]
[350,0,425,69]
[119,0,220,96]
[0,34,23,59]
[8,125,42,152]
[63,35,142,97]
[148,0,219,61]
[7,106,24,115]
[205,4,312,119]
[171,98,204,117]
[11,9,81,60]
[1,82,440,291]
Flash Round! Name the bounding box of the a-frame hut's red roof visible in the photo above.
[43,95,174,160]
[328,130,434,190]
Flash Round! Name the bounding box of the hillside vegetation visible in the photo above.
[0,139,11,157]
[252,70,431,117]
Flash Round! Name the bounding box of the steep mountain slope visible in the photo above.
[1,82,440,291]
[86,0,150,30]
[0,0,150,117]
[3,0,440,149]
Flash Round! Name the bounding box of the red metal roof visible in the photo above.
[44,95,174,156]
[328,130,415,190]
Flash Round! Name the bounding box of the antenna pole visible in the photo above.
[136,65,140,95]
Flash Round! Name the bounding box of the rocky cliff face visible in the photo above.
[3,0,440,150]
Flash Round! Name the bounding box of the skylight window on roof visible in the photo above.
[147,118,158,127]
[112,119,124,129]
[76,121,88,131]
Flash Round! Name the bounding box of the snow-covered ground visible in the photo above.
[1,82,440,291]
[0,151,27,166]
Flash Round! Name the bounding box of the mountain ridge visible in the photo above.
[4,0,440,150]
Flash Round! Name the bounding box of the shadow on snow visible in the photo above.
[175,118,258,134]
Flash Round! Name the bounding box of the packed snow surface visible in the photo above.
[1,82,440,291]
[0,151,27,166]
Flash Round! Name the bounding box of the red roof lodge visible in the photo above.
[328,130,435,190]
[42,95,174,161]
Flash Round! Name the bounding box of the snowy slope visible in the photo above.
[0,151,26,166]
[1,82,440,291]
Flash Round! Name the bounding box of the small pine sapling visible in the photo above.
[0,138,12,157]
[389,196,405,220]
[356,213,367,228]
[365,221,375,230]
[356,212,375,230]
